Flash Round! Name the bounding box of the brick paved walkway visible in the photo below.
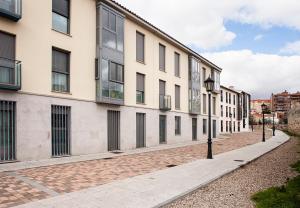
[0,130,271,208]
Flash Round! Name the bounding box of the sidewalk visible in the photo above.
[13,130,288,208]
[0,137,226,173]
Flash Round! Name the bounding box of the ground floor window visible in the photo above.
[0,100,16,161]
[51,105,71,157]
[220,120,223,132]
[175,116,181,135]
[203,119,207,134]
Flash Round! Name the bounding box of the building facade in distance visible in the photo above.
[220,86,250,134]
[0,0,225,162]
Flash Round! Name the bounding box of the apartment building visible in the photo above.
[0,0,222,162]
[220,86,250,134]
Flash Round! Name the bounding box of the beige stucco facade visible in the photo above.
[0,0,224,161]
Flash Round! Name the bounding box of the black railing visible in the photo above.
[0,0,22,21]
[0,57,21,90]
[159,95,171,111]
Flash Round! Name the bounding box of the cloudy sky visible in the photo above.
[115,0,300,99]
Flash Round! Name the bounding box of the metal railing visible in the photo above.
[0,0,22,21]
[0,57,21,90]
[159,95,171,111]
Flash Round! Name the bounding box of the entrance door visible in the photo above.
[192,118,197,141]
[0,101,16,162]
[213,120,217,138]
[107,110,120,151]
[159,115,166,144]
[136,113,145,148]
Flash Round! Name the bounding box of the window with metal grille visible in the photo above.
[0,100,16,162]
[175,116,181,135]
[203,119,207,134]
[51,105,71,157]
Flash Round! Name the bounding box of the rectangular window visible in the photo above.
[221,105,223,117]
[174,52,180,77]
[52,0,70,34]
[203,119,207,134]
[109,62,124,100]
[202,68,206,87]
[221,120,223,132]
[212,97,216,115]
[226,121,228,132]
[51,105,71,156]
[221,90,223,102]
[229,107,231,117]
[136,31,145,63]
[203,94,207,114]
[233,108,236,118]
[136,73,145,103]
[0,100,16,161]
[233,95,236,105]
[102,8,123,52]
[175,85,180,109]
[159,44,165,71]
[175,116,181,135]
[226,92,228,103]
[229,93,231,104]
[226,106,228,117]
[52,48,70,92]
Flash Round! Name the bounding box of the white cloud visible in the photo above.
[280,40,300,55]
[115,0,300,50]
[203,50,300,98]
[254,34,264,41]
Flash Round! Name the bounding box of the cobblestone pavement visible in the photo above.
[0,130,271,208]
[164,136,299,208]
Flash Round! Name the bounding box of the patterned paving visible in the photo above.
[0,173,48,208]
[0,130,271,208]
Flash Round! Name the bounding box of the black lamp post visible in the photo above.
[204,76,215,159]
[261,103,267,142]
[229,113,233,133]
[272,112,275,136]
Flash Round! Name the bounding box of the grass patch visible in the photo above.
[251,177,300,208]
[251,148,300,208]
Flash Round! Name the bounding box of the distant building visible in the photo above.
[251,99,271,123]
[290,92,300,109]
[271,90,291,112]
[220,86,250,133]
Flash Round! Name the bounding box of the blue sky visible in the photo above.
[219,22,300,54]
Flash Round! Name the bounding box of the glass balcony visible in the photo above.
[159,95,171,111]
[0,57,21,90]
[0,0,22,21]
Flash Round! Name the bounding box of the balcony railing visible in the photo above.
[159,95,171,111]
[0,0,22,21]
[0,57,21,90]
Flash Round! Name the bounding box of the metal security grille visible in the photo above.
[0,100,16,162]
[51,105,70,157]
[107,110,120,151]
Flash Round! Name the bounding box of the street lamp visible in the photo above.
[229,113,233,133]
[204,76,215,159]
[272,112,275,136]
[261,103,267,142]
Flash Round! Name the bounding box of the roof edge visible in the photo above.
[100,0,222,72]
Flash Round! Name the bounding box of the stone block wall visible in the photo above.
[288,107,300,136]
